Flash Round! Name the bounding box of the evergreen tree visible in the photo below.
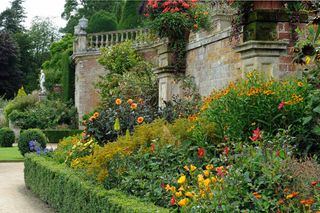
[0,32,22,98]
[0,0,26,33]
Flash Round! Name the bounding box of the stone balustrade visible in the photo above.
[86,28,157,50]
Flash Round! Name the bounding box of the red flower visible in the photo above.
[160,182,165,189]
[150,143,155,153]
[182,2,190,9]
[223,146,229,156]
[197,147,205,158]
[311,181,319,186]
[250,127,261,141]
[170,196,176,205]
[144,13,149,17]
[163,7,170,12]
[278,101,285,110]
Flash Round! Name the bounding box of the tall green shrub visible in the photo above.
[18,129,48,155]
[61,51,75,102]
[0,127,15,147]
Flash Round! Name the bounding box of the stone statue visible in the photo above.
[40,70,46,94]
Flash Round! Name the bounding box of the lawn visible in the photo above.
[0,146,24,162]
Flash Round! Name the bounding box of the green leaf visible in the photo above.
[312,125,320,136]
[302,116,313,125]
[313,105,320,114]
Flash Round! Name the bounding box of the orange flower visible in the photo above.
[89,116,94,121]
[193,24,198,30]
[278,199,285,205]
[252,192,262,199]
[300,199,315,206]
[286,192,299,199]
[139,99,144,104]
[127,99,133,105]
[93,112,99,118]
[115,98,122,105]
[137,116,144,124]
[131,103,138,109]
[83,120,87,125]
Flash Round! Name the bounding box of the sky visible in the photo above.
[0,0,67,29]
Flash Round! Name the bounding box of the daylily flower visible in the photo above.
[177,175,186,185]
[286,192,299,199]
[178,198,189,207]
[197,147,205,158]
[223,146,229,155]
[250,127,261,141]
[170,196,176,205]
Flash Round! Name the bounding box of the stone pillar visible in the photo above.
[235,41,288,78]
[72,17,107,126]
[154,44,184,108]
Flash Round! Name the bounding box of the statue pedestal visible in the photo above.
[38,92,47,101]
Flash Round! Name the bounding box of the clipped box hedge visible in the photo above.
[43,129,82,143]
[24,155,169,213]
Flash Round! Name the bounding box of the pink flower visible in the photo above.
[144,13,149,17]
[250,127,261,141]
[278,101,285,110]
[197,147,205,158]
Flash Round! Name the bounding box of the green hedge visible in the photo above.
[24,155,169,213]
[43,129,82,143]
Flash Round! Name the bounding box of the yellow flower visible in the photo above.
[175,191,183,197]
[198,174,204,183]
[297,81,304,87]
[185,191,194,198]
[203,170,210,177]
[178,198,189,207]
[190,164,197,172]
[211,176,217,183]
[178,186,184,191]
[203,178,211,188]
[306,56,311,65]
[263,90,275,95]
[177,175,186,185]
[206,164,214,170]
[165,184,176,193]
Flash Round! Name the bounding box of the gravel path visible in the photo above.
[0,162,55,213]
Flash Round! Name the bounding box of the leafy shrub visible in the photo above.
[98,41,141,75]
[9,100,78,130]
[43,129,82,143]
[42,34,74,96]
[77,119,194,182]
[96,62,158,108]
[18,129,48,155]
[24,154,169,213]
[4,94,38,120]
[201,71,310,148]
[0,127,15,147]
[53,134,82,163]
[84,97,159,144]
